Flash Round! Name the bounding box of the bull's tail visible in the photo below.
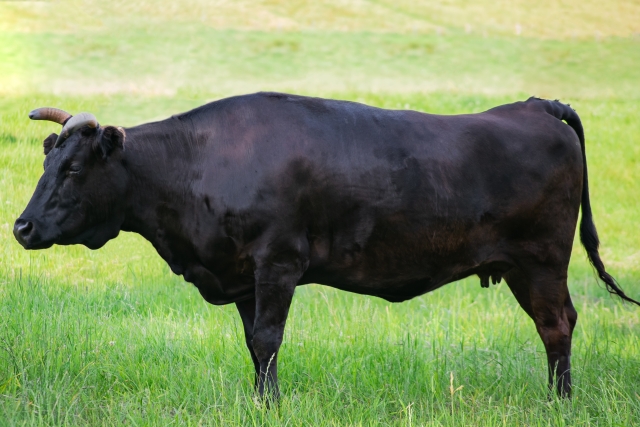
[538,98,640,306]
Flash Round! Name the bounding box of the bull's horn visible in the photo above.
[55,112,99,147]
[28,107,72,125]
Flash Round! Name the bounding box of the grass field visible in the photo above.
[1,1,640,425]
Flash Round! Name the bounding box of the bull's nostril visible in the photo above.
[18,221,33,235]
[14,219,34,241]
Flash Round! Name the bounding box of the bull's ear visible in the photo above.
[94,126,125,159]
[43,133,57,155]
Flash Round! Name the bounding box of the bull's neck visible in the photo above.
[119,117,198,242]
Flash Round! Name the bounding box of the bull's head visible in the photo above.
[14,108,128,250]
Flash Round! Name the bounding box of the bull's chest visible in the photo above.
[152,227,255,305]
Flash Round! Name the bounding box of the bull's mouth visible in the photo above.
[16,238,56,250]
[12,218,100,250]
[14,216,121,251]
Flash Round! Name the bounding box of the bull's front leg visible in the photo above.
[251,244,308,401]
[252,273,297,400]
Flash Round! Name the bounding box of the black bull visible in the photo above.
[13,93,639,399]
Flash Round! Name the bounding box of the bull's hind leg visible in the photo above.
[504,266,578,397]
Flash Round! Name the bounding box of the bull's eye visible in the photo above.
[68,164,83,174]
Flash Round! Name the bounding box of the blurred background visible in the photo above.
[3,0,640,101]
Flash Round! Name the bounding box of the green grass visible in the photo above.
[1,1,640,425]
[1,273,639,426]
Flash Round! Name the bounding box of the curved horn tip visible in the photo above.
[28,107,73,124]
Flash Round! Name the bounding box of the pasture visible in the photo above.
[1,1,639,425]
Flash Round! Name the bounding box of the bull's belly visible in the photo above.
[300,255,461,302]
[301,274,446,302]
[301,251,513,302]
[301,228,514,302]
